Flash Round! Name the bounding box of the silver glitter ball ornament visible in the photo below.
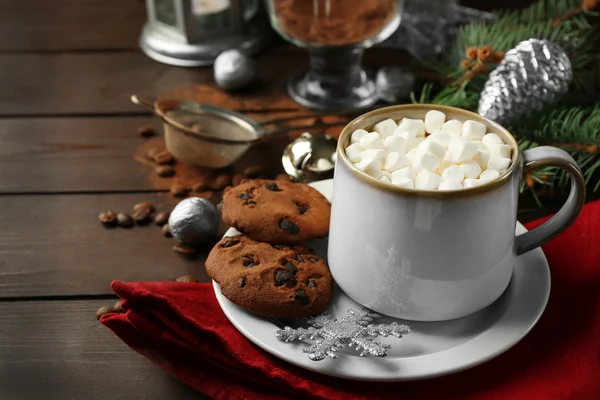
[213,49,257,91]
[375,66,415,104]
[168,198,219,246]
[478,39,572,126]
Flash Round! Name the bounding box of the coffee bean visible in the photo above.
[307,280,317,288]
[264,182,281,192]
[239,277,246,288]
[133,202,155,213]
[222,239,240,248]
[231,173,245,186]
[279,218,300,235]
[173,244,195,255]
[154,150,175,165]
[243,165,265,178]
[162,224,172,237]
[192,181,209,192]
[176,275,198,283]
[113,300,124,313]
[276,173,293,182]
[137,124,155,138]
[275,270,293,286]
[292,290,309,305]
[156,165,175,177]
[154,211,170,226]
[132,207,153,225]
[99,210,118,227]
[117,213,134,228]
[210,174,232,190]
[283,262,297,274]
[170,184,188,197]
[146,147,159,160]
[95,306,113,320]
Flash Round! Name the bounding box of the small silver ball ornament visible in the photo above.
[214,49,257,91]
[168,198,219,246]
[375,66,416,104]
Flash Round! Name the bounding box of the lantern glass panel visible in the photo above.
[154,0,177,26]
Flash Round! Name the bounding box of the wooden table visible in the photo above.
[0,1,562,399]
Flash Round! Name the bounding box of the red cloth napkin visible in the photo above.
[102,201,600,400]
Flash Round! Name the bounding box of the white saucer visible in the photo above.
[213,179,551,382]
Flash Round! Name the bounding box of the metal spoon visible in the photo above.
[282,132,338,182]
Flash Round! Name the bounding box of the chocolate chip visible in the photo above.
[232,174,246,186]
[283,262,297,274]
[162,224,172,237]
[210,174,232,190]
[154,211,170,226]
[154,150,175,165]
[146,147,159,160]
[113,300,124,313]
[170,184,188,197]
[279,218,300,235]
[271,244,290,250]
[132,207,153,225]
[295,255,304,262]
[133,202,155,213]
[192,181,209,192]
[292,290,309,306]
[173,244,195,255]
[156,165,175,177]
[222,239,240,248]
[238,192,252,201]
[239,277,246,288]
[264,182,281,192]
[117,213,134,228]
[295,201,308,215]
[275,270,293,286]
[137,124,155,138]
[95,306,113,320]
[176,275,198,283]
[242,255,257,267]
[99,210,118,227]
[243,165,265,178]
[307,281,317,288]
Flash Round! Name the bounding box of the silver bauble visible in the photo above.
[168,198,219,246]
[375,66,416,103]
[478,39,572,126]
[213,49,256,91]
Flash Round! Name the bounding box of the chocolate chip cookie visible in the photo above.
[206,234,333,318]
[221,179,331,244]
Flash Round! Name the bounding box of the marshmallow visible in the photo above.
[384,152,411,172]
[439,179,463,191]
[391,167,414,181]
[362,149,388,164]
[351,129,368,144]
[381,170,391,180]
[463,179,482,188]
[448,137,478,163]
[345,143,362,163]
[481,133,504,148]
[474,141,487,151]
[441,165,465,182]
[441,119,463,137]
[487,157,511,173]
[488,144,512,158]
[413,152,440,172]
[373,118,397,138]
[355,157,382,179]
[415,171,441,190]
[394,130,420,151]
[460,159,482,179]
[398,118,425,137]
[379,176,391,184]
[393,127,416,140]
[417,139,446,160]
[405,149,418,163]
[424,110,446,134]
[462,120,486,141]
[384,135,406,154]
[474,149,491,170]
[392,176,414,189]
[437,155,453,175]
[427,131,451,148]
[480,169,501,182]
[360,131,384,150]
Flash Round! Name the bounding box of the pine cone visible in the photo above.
[478,39,572,126]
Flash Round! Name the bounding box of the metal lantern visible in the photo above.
[140,0,269,67]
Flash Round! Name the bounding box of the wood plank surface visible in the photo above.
[0,299,205,400]
[0,0,144,52]
[0,193,223,298]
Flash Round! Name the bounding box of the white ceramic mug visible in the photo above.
[328,104,585,321]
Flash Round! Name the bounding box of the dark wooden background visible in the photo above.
[0,1,551,399]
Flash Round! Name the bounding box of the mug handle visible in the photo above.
[515,146,586,256]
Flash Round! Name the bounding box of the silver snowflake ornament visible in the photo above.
[275,309,410,361]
